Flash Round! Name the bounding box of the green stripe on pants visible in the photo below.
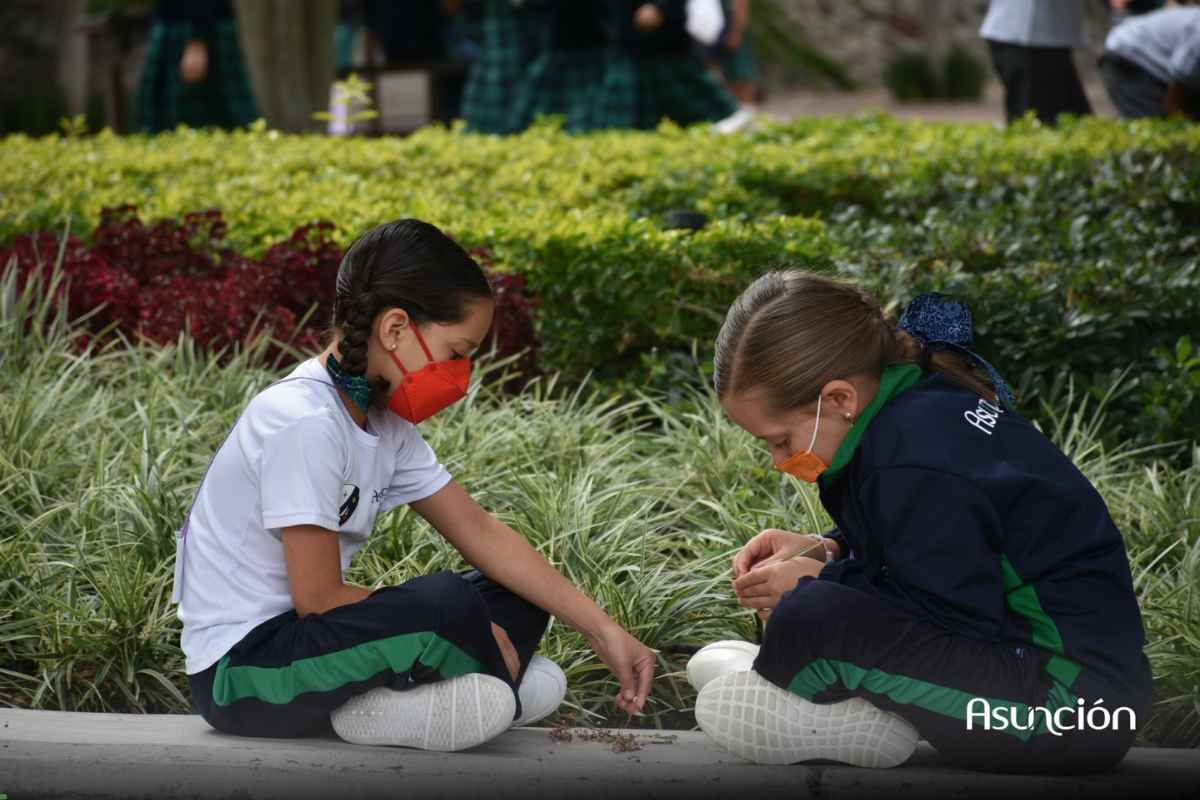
[212,630,482,707]
[787,657,1075,742]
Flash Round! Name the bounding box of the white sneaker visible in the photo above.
[713,106,757,134]
[331,673,515,751]
[686,640,760,692]
[512,655,567,726]
[694,670,919,768]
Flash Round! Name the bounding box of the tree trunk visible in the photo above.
[57,0,90,116]
[918,0,951,90]
[233,0,337,132]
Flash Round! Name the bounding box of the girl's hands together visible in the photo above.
[732,529,828,579]
[733,557,825,613]
[588,624,656,715]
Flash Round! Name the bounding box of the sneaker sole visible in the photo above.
[695,671,919,767]
[331,673,515,751]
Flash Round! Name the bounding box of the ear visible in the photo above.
[820,379,860,420]
[375,307,412,351]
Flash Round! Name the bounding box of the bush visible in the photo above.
[941,45,987,101]
[1,208,540,380]
[883,46,987,102]
[883,52,940,101]
[1,116,1198,450]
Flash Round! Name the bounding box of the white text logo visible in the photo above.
[965,697,1136,736]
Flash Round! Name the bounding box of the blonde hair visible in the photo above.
[713,270,998,410]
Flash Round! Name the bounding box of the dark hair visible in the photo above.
[332,218,492,402]
[713,270,997,410]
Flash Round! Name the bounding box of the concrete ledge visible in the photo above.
[2,709,1198,800]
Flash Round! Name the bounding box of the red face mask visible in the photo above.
[387,324,470,424]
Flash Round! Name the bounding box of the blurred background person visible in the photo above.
[1100,3,1200,118]
[461,0,536,135]
[618,0,741,129]
[135,0,259,132]
[980,0,1092,124]
[1109,0,1168,26]
[508,0,612,132]
[706,0,761,111]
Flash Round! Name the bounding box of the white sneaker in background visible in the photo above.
[694,670,919,768]
[331,672,514,752]
[686,640,760,692]
[512,655,568,727]
[713,106,757,134]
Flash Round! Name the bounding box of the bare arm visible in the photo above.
[411,480,618,640]
[281,525,372,617]
[411,480,655,713]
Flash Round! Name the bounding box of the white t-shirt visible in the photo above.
[172,357,453,674]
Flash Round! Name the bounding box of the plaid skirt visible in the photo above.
[510,47,631,133]
[632,53,739,129]
[460,0,546,134]
[135,19,259,133]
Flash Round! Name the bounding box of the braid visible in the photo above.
[332,228,387,404]
[338,291,375,377]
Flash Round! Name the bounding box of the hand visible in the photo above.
[491,622,520,682]
[732,529,828,579]
[587,624,656,715]
[634,3,664,32]
[733,557,824,611]
[180,40,209,84]
[1109,0,1129,9]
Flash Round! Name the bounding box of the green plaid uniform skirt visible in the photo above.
[513,49,737,133]
[510,47,634,132]
[461,0,545,134]
[632,53,738,129]
[135,19,259,133]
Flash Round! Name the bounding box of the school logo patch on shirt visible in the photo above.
[339,484,360,525]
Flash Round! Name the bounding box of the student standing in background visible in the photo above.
[980,0,1092,124]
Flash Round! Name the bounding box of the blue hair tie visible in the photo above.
[325,352,374,414]
[898,292,1015,409]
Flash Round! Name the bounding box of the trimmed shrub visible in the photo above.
[1,116,1198,449]
[1,209,540,379]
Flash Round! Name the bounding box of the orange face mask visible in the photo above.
[774,394,828,483]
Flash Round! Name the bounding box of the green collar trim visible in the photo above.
[817,363,923,490]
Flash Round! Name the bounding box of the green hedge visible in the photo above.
[1,115,1198,450]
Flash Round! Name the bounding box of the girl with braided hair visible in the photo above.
[174,218,655,750]
[686,271,1151,775]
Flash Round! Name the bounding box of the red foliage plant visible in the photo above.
[1,209,540,385]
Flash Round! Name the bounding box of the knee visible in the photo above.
[377,571,488,626]
[424,571,489,622]
[769,577,844,632]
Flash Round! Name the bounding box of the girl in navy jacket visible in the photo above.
[689,270,1152,775]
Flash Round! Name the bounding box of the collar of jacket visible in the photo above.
[817,362,923,490]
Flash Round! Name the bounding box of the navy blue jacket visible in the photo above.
[817,369,1153,708]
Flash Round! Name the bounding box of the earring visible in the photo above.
[844,412,853,422]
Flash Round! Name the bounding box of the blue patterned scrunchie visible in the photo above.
[898,292,1016,409]
[325,352,374,414]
